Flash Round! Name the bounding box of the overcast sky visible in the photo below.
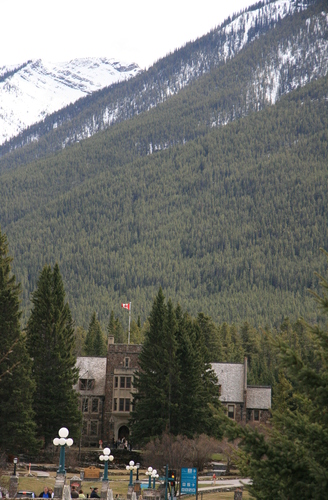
[2,0,258,69]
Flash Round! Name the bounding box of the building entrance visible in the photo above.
[118,425,129,441]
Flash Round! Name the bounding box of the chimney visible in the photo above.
[243,356,247,412]
[244,356,247,390]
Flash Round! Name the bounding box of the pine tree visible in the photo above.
[229,250,328,499]
[176,307,223,438]
[85,312,106,356]
[130,288,224,445]
[130,288,177,443]
[197,313,223,361]
[0,228,39,453]
[107,310,125,343]
[26,263,81,447]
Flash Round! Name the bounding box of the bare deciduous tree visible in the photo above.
[142,432,221,478]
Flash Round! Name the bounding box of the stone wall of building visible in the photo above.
[103,341,142,444]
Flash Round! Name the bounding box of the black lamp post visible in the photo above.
[13,458,18,476]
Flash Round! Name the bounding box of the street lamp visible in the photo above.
[126,460,135,487]
[151,469,159,489]
[99,447,114,481]
[145,467,153,488]
[53,427,73,475]
[136,463,140,481]
[13,458,18,476]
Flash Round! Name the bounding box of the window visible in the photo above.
[119,398,124,411]
[92,398,99,413]
[82,398,89,413]
[80,379,95,390]
[125,399,130,412]
[114,398,117,411]
[125,357,130,367]
[120,377,125,388]
[126,377,131,389]
[254,410,260,421]
[90,421,98,436]
[228,405,235,419]
[247,410,252,422]
[115,376,118,388]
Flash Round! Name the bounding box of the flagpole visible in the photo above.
[128,302,131,344]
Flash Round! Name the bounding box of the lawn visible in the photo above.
[2,471,251,499]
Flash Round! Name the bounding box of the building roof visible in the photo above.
[247,386,271,409]
[74,357,107,396]
[211,362,272,409]
[211,363,244,403]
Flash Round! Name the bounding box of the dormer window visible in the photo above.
[125,357,130,367]
[80,378,95,390]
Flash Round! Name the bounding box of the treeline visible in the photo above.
[78,289,319,397]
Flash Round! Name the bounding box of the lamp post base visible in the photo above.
[9,476,18,498]
[100,482,110,499]
[54,475,66,498]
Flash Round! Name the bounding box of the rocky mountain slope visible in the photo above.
[1,0,322,169]
[0,57,140,145]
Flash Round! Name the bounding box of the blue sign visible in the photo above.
[180,468,197,494]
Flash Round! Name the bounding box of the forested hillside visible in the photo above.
[1,72,327,328]
[1,0,326,172]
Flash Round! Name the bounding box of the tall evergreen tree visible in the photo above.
[107,310,125,344]
[26,263,81,447]
[228,251,328,499]
[176,307,223,438]
[0,228,38,453]
[85,311,106,356]
[130,288,177,443]
[130,288,224,445]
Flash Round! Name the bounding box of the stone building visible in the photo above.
[75,345,270,446]
[102,337,142,445]
[75,337,142,447]
[74,356,107,447]
[212,357,271,423]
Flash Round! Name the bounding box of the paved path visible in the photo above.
[198,478,251,491]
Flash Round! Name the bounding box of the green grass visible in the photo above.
[2,470,252,499]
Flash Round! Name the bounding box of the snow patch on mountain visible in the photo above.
[0,58,141,145]
[87,0,311,135]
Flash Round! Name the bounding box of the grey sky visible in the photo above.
[2,0,258,69]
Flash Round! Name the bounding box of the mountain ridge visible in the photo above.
[0,57,141,145]
[0,0,314,167]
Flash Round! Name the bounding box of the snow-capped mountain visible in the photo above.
[1,0,327,167]
[0,58,141,145]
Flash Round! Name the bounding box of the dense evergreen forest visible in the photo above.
[1,71,327,329]
[0,0,327,330]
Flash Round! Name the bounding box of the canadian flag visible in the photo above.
[121,303,130,310]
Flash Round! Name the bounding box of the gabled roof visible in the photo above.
[247,386,271,409]
[212,363,244,403]
[74,357,107,396]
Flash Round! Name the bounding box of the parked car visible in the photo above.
[16,491,35,498]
